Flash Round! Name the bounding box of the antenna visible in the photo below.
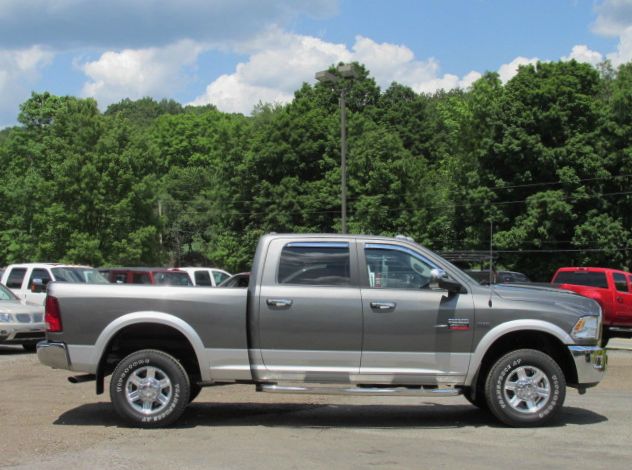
[488,219,494,308]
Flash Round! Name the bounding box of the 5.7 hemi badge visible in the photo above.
[447,318,471,330]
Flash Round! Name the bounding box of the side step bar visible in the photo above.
[257,384,462,397]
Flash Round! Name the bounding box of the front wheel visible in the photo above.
[110,349,190,428]
[485,349,566,427]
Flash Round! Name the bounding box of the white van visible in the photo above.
[0,263,109,305]
[178,267,231,287]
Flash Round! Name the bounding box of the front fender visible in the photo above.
[465,319,574,386]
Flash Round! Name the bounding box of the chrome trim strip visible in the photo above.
[259,384,462,397]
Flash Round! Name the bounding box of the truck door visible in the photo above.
[24,268,52,305]
[257,240,362,382]
[612,272,632,323]
[358,242,475,385]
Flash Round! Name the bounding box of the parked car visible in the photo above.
[0,282,45,351]
[178,267,231,287]
[552,267,632,346]
[465,269,531,285]
[38,233,605,428]
[99,268,193,286]
[218,272,249,288]
[1,263,109,305]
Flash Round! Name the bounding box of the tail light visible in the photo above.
[45,296,62,332]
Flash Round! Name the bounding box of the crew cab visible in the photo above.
[552,267,632,346]
[1,263,109,305]
[37,234,606,428]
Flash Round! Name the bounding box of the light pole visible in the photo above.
[315,63,358,234]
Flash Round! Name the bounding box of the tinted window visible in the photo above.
[6,268,26,289]
[132,272,151,284]
[278,243,350,286]
[28,268,52,287]
[613,273,628,293]
[212,271,230,285]
[554,271,608,289]
[154,272,192,286]
[366,246,435,289]
[194,270,213,286]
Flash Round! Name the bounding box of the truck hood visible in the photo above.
[492,284,601,316]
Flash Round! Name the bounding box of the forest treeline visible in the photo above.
[0,60,631,280]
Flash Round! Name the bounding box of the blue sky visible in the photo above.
[1,0,631,127]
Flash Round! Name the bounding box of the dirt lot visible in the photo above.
[1,345,631,469]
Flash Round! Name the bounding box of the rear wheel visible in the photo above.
[485,349,565,427]
[110,349,190,428]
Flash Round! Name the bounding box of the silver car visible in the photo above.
[0,283,45,351]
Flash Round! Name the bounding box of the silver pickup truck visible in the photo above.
[37,234,607,428]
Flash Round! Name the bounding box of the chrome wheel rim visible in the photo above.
[503,365,550,414]
[125,366,173,415]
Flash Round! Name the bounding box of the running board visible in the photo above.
[609,327,632,333]
[257,384,462,397]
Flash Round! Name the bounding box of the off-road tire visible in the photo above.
[110,349,190,428]
[485,349,565,427]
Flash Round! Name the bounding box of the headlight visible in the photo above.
[571,316,599,340]
[0,313,13,322]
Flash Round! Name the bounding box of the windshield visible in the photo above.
[553,271,608,289]
[0,283,19,301]
[51,267,110,284]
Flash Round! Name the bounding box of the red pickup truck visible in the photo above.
[552,267,632,346]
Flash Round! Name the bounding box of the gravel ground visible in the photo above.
[1,344,631,469]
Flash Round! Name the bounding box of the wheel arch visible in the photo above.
[94,312,208,394]
[466,321,577,391]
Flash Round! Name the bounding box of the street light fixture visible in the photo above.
[315,63,358,234]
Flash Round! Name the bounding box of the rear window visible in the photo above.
[194,270,213,286]
[278,242,351,286]
[554,271,608,289]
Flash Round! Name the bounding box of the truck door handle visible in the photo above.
[616,296,624,303]
[370,301,396,311]
[266,298,293,308]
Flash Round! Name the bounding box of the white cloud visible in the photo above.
[497,56,539,83]
[190,31,481,114]
[562,45,604,66]
[607,26,632,65]
[80,40,204,107]
[593,0,632,37]
[0,46,53,127]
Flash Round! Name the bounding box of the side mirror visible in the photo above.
[430,268,464,295]
[31,278,47,293]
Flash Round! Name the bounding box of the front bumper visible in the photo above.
[37,341,71,369]
[568,345,607,387]
[0,323,46,344]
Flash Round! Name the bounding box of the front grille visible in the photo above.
[16,314,31,323]
[14,332,44,339]
[33,314,43,322]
